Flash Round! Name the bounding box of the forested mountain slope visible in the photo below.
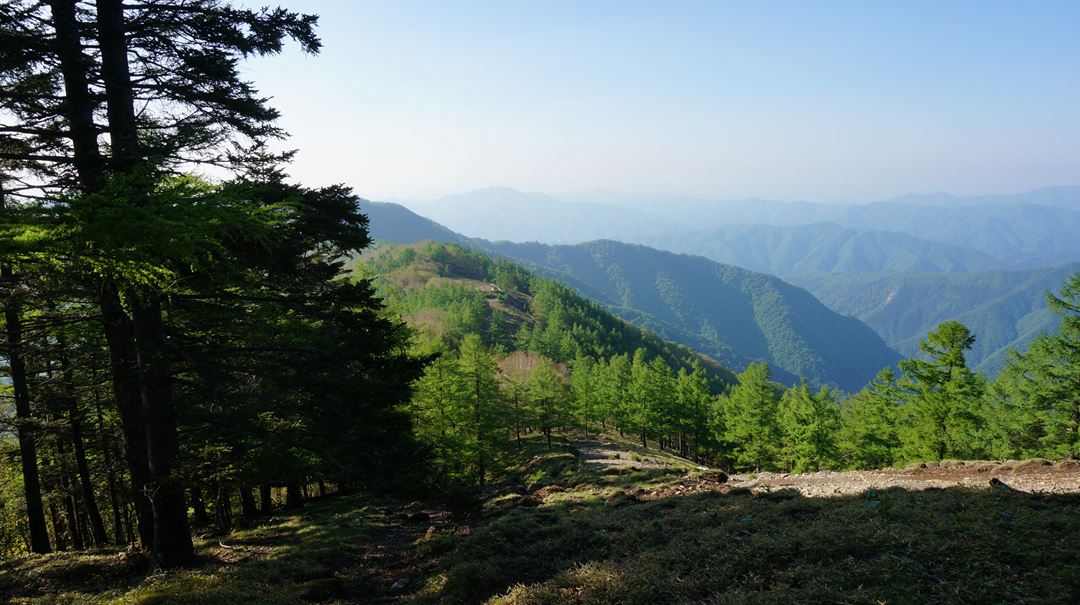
[643,222,1005,275]
[359,242,738,387]
[481,240,900,391]
[788,263,1080,374]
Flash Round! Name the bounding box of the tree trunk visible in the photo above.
[93,377,126,544]
[2,258,51,553]
[96,0,194,566]
[99,291,155,549]
[239,487,258,519]
[48,0,156,552]
[59,341,109,546]
[62,488,83,550]
[190,488,210,526]
[259,484,273,515]
[214,485,231,534]
[286,483,302,509]
[49,500,67,551]
[47,0,105,190]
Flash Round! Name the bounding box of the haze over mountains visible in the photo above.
[399,186,1080,269]
[369,185,1080,382]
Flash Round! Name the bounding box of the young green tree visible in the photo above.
[897,321,986,462]
[675,361,713,457]
[570,355,597,438]
[723,363,780,471]
[777,381,840,472]
[458,334,503,486]
[528,359,570,448]
[409,350,470,484]
[989,272,1080,459]
[628,349,660,447]
[497,351,543,447]
[837,368,903,469]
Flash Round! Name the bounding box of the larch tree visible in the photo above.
[723,363,780,471]
[837,368,902,469]
[991,272,1080,459]
[897,321,986,462]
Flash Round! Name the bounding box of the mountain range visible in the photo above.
[362,189,1079,384]
[360,199,900,390]
[398,186,1080,269]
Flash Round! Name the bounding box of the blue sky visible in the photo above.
[248,1,1080,202]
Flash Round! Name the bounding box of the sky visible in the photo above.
[246,1,1080,203]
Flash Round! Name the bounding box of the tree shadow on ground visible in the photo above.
[416,483,1080,604]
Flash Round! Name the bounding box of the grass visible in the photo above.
[422,486,1080,604]
[3,434,1080,604]
[0,495,386,604]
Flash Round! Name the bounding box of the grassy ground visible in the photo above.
[3,434,1080,604]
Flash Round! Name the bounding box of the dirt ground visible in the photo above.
[725,460,1080,497]
[577,439,697,470]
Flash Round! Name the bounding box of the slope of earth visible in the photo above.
[5,435,1079,605]
[483,239,900,391]
[788,263,1080,374]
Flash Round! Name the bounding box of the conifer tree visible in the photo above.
[897,321,986,461]
[777,381,840,472]
[837,368,902,469]
[570,355,597,439]
[675,361,713,457]
[990,272,1080,459]
[458,335,502,485]
[528,359,569,448]
[723,363,780,471]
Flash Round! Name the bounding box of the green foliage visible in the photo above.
[485,239,899,391]
[722,363,781,471]
[986,272,1080,459]
[897,321,986,461]
[837,369,902,469]
[777,382,841,472]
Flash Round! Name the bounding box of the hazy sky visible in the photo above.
[247,1,1080,202]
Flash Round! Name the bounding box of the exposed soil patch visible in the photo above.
[577,439,682,470]
[724,460,1080,497]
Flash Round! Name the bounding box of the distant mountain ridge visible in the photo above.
[358,196,1078,382]
[642,222,1006,276]
[356,199,472,246]
[395,187,686,244]
[402,186,1080,270]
